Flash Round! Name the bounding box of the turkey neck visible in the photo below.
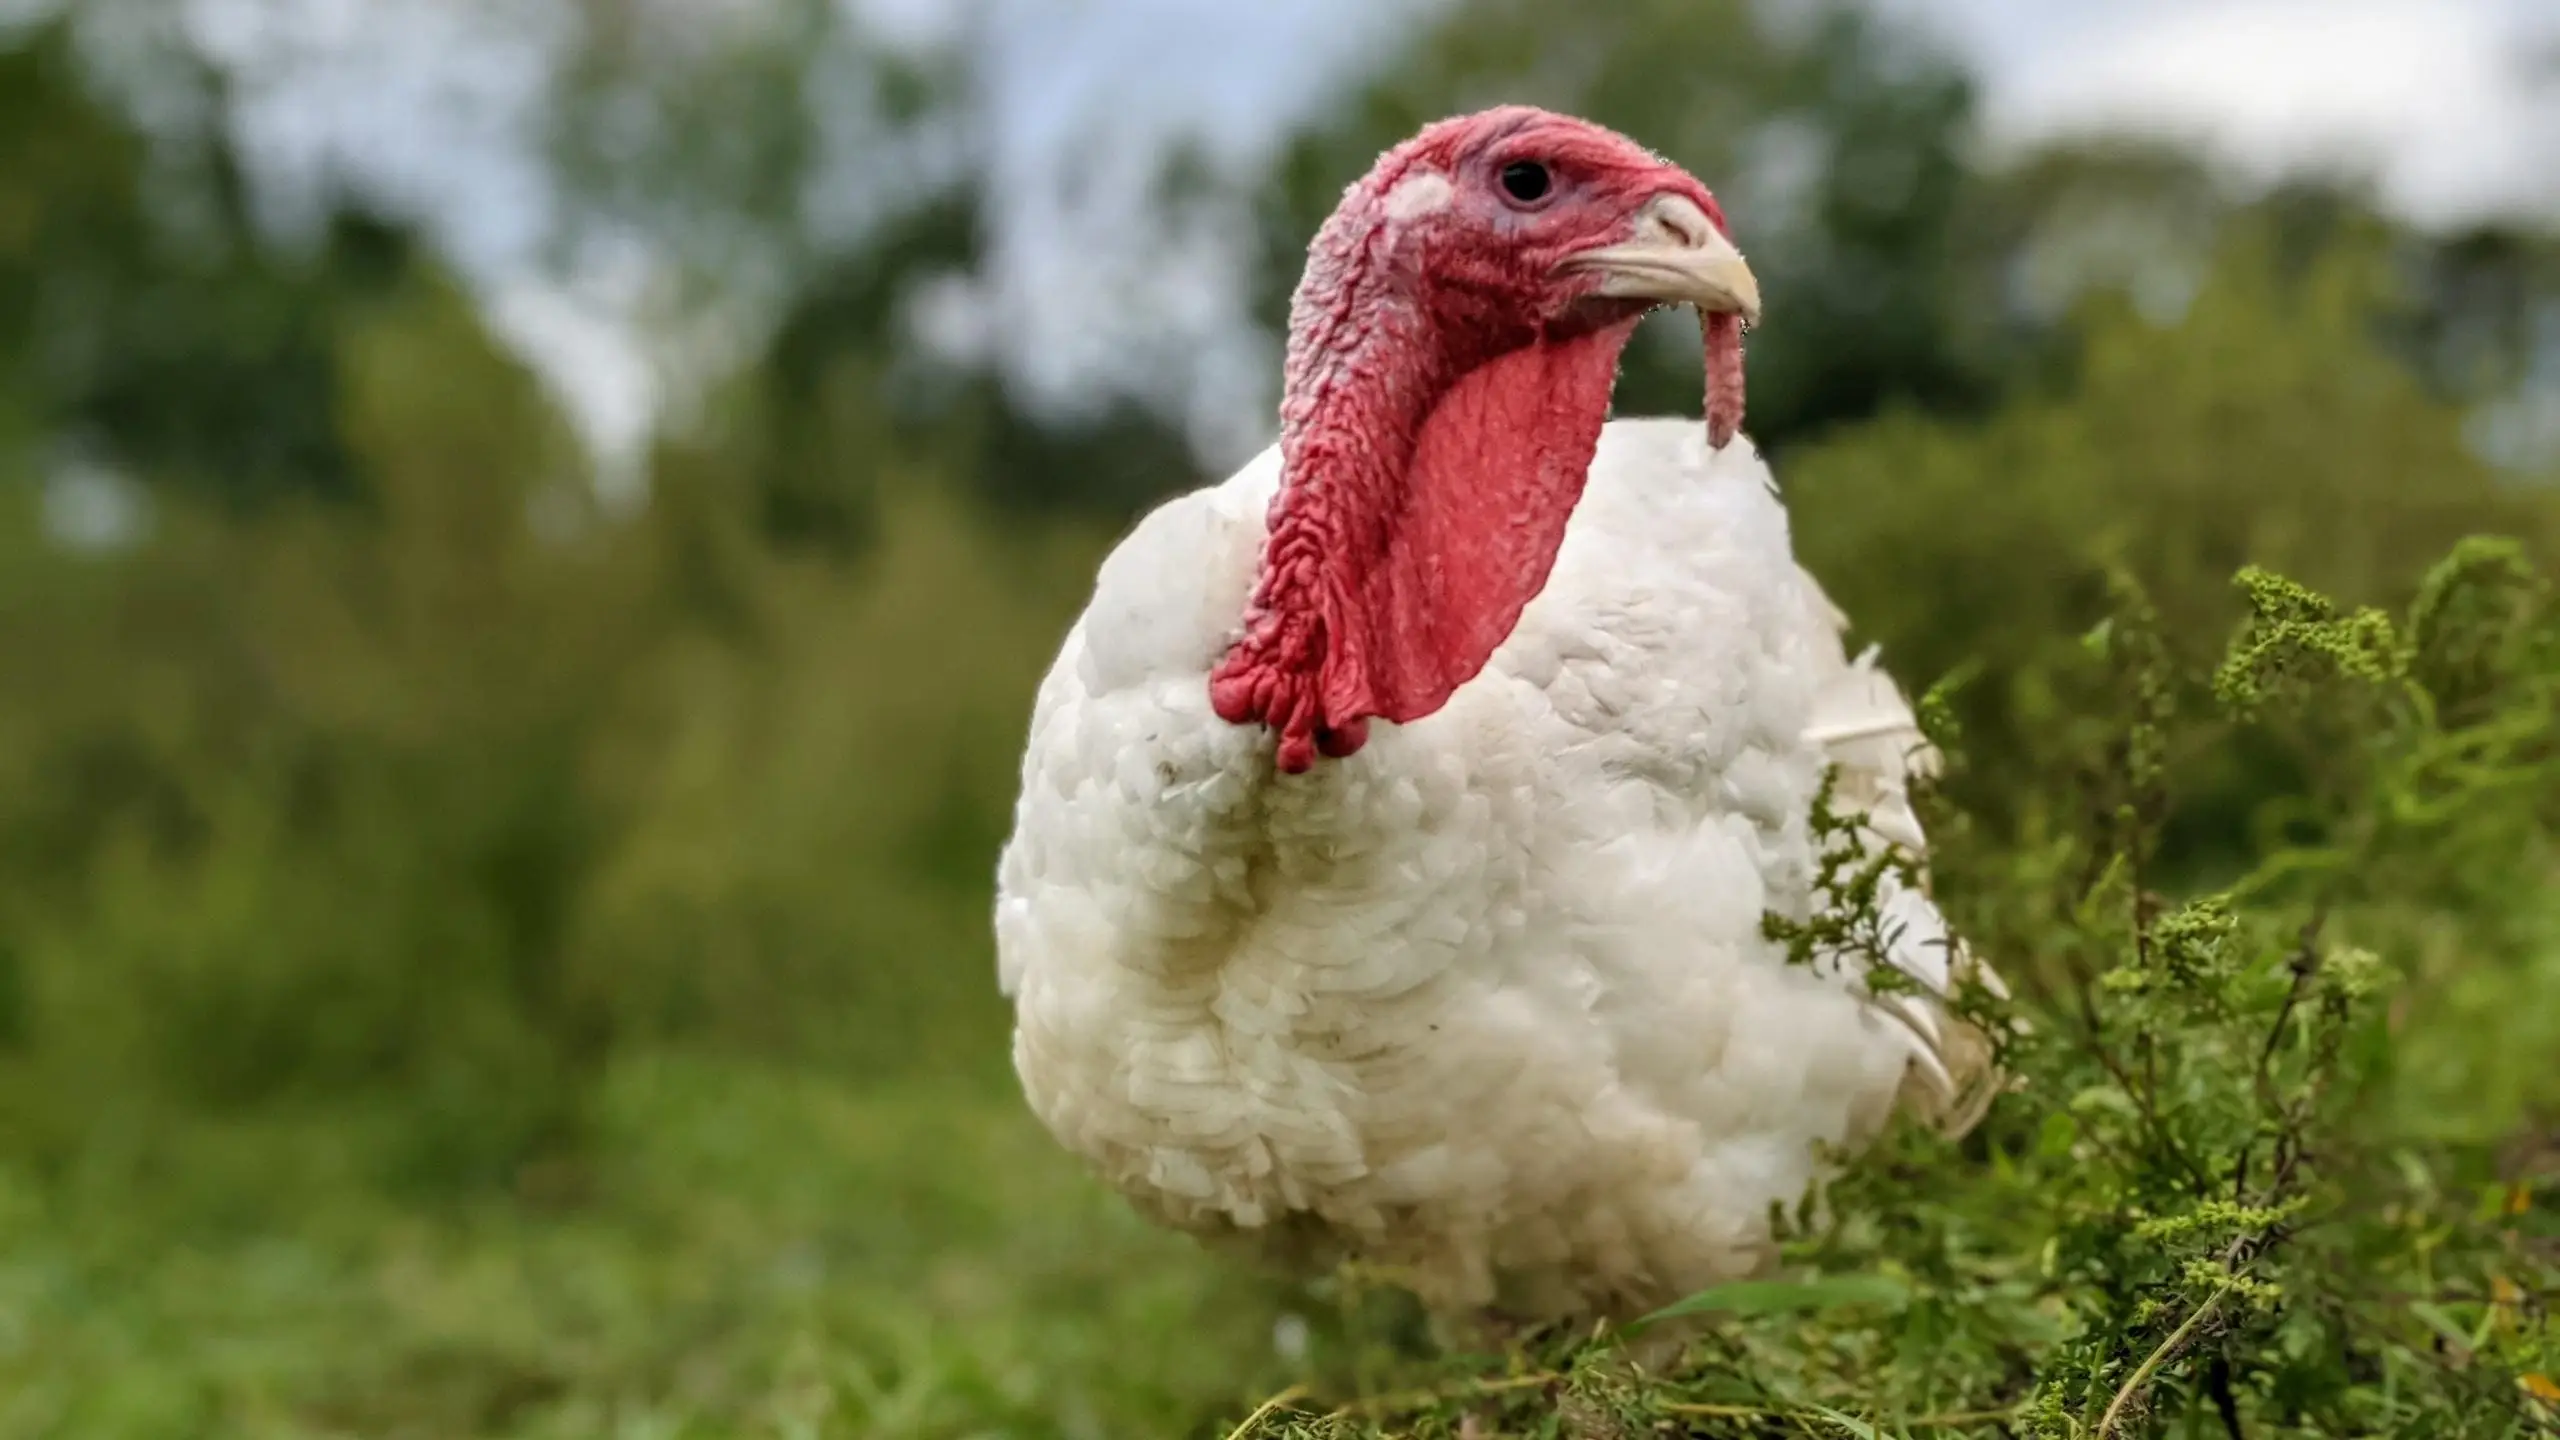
[1211,258,1640,774]
[1206,264,1449,772]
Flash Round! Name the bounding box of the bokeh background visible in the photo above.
[0,0,2556,1435]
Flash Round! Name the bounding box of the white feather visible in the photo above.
[994,419,2000,1323]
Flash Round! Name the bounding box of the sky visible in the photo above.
[903,0,2560,471]
[1911,0,2560,222]
[26,0,2560,478]
[919,0,2560,226]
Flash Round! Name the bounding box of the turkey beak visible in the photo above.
[1560,193,1760,328]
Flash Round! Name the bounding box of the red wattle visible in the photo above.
[1704,310,1745,450]
[1211,318,1639,771]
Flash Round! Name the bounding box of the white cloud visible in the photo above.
[184,0,570,266]
[485,263,664,504]
[1936,0,2560,224]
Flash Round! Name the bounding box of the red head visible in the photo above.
[1210,107,1759,772]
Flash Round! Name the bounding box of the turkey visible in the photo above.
[993,106,2000,1335]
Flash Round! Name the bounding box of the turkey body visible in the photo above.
[995,418,1970,1324]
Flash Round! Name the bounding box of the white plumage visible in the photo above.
[994,419,1997,1325]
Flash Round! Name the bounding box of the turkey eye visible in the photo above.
[1498,160,1551,204]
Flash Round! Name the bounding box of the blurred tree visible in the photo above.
[535,0,2560,546]
[0,22,419,511]
[1949,139,2228,380]
[550,0,1218,544]
[1785,213,2560,871]
[769,193,1209,533]
[0,257,639,1191]
[2390,221,2560,477]
[1245,0,2002,452]
[1240,2,2560,480]
[549,0,839,293]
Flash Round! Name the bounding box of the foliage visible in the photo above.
[0,1059,1298,1439]
[1219,541,2560,1440]
[0,23,416,511]
[1784,224,2560,875]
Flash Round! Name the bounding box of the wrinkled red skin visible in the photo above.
[1704,310,1746,450]
[1209,106,1747,773]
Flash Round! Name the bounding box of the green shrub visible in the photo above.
[1787,228,2560,881]
[1235,540,2560,1439]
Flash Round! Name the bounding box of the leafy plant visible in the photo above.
[1232,539,2560,1438]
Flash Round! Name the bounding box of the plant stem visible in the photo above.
[2098,1278,2239,1438]
[1224,1383,1309,1440]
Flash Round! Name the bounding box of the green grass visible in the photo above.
[0,1055,1307,1439]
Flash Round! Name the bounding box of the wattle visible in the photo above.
[1212,317,1641,772]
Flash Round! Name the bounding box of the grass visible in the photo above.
[0,1053,1309,1440]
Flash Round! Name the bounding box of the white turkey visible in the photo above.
[993,106,2000,1336]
